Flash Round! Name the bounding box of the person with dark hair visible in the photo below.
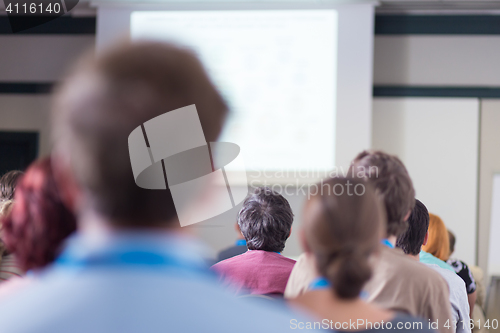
[447,230,477,316]
[0,42,313,332]
[293,178,432,333]
[0,170,24,283]
[397,200,471,333]
[212,187,295,295]
[285,150,452,333]
[216,223,247,263]
[0,157,77,296]
[0,199,22,283]
[0,170,23,203]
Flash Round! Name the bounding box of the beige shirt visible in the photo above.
[285,247,454,333]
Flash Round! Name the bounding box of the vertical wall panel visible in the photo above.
[373,97,479,265]
[478,100,500,276]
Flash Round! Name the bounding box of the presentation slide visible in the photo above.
[131,10,338,174]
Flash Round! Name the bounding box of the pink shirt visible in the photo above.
[211,250,295,295]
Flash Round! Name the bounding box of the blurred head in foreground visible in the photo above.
[238,187,294,253]
[51,42,227,228]
[1,158,77,272]
[422,213,450,261]
[302,178,385,299]
[350,150,415,238]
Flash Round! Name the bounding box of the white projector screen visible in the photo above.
[131,10,338,174]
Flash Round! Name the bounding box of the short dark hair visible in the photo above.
[396,199,428,256]
[0,170,23,202]
[237,187,293,253]
[52,42,227,226]
[350,150,415,237]
[448,230,456,254]
[2,158,77,272]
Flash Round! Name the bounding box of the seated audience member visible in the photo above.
[419,213,455,272]
[0,158,77,297]
[216,222,247,262]
[467,265,488,333]
[212,187,295,295]
[0,170,23,203]
[396,200,471,333]
[0,170,24,283]
[292,178,433,333]
[0,42,314,332]
[448,230,477,316]
[285,151,453,333]
[0,200,22,282]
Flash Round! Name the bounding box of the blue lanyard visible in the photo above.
[235,239,247,246]
[308,276,369,300]
[309,277,331,290]
[55,248,214,278]
[381,239,394,248]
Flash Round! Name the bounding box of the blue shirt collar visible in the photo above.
[54,231,213,277]
[235,239,246,246]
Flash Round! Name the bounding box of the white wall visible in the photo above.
[372,98,479,265]
[0,35,95,82]
[374,35,500,86]
[0,34,95,157]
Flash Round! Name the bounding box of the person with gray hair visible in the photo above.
[212,187,295,296]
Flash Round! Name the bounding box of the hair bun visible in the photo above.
[324,249,372,299]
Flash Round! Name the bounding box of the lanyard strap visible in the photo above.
[381,239,394,248]
[308,276,369,300]
[309,277,331,290]
[55,248,214,278]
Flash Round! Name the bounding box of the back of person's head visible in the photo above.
[422,213,450,261]
[52,41,227,227]
[448,230,456,255]
[0,170,23,202]
[350,150,415,237]
[0,199,14,219]
[396,199,429,256]
[303,178,386,299]
[1,158,77,272]
[238,187,294,253]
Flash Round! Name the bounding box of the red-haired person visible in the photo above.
[0,157,77,297]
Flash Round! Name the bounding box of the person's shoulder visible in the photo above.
[213,251,249,265]
[427,263,466,287]
[0,267,320,333]
[390,312,435,333]
[380,248,447,287]
[276,253,296,264]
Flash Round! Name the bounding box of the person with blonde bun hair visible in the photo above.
[292,178,433,333]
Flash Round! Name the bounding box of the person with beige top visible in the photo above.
[285,150,453,333]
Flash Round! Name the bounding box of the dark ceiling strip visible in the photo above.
[374,86,500,98]
[375,15,500,35]
[0,83,54,94]
[0,16,95,34]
